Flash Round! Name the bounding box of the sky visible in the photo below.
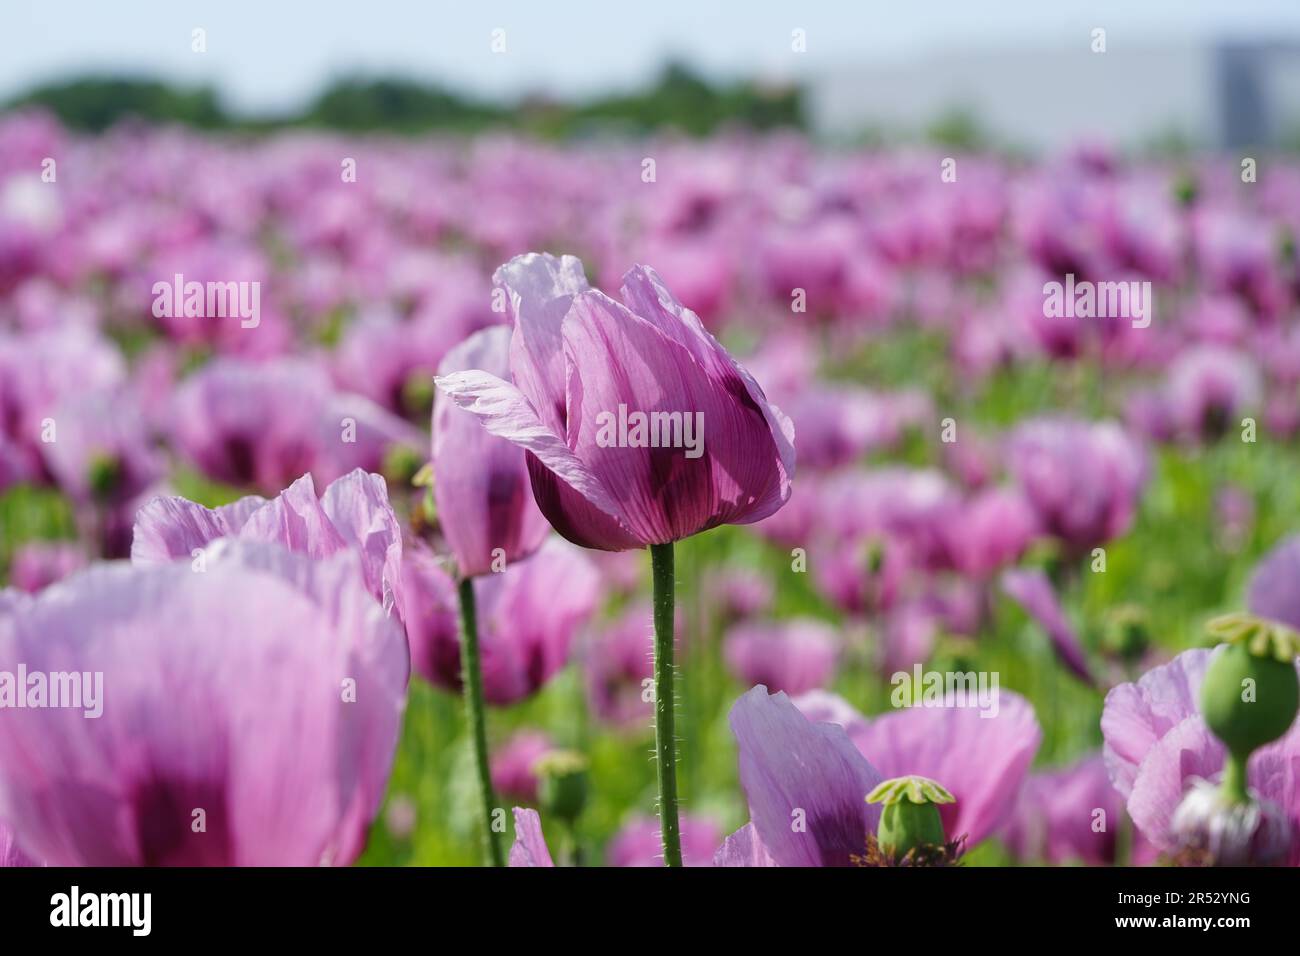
[3,0,1300,114]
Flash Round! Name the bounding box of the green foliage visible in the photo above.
[168,467,249,509]
[6,76,226,132]
[3,66,805,137]
[300,78,504,133]
[926,107,988,151]
[0,484,77,582]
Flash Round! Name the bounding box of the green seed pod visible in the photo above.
[867,775,954,860]
[534,750,590,826]
[1200,615,1300,763]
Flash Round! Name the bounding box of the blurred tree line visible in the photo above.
[3,64,805,136]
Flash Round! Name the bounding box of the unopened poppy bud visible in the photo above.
[867,774,953,860]
[534,750,589,826]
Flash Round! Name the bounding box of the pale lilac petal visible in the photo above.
[200,539,409,863]
[0,561,347,865]
[729,686,881,867]
[508,808,555,867]
[239,473,348,558]
[1249,732,1300,865]
[493,252,590,435]
[0,589,29,616]
[320,469,405,614]
[1102,649,1300,858]
[1101,648,1212,799]
[1127,716,1224,854]
[132,471,400,614]
[130,494,266,564]
[852,691,1042,846]
[712,823,778,867]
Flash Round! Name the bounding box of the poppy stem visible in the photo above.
[1220,751,1250,805]
[650,541,683,867]
[457,576,504,866]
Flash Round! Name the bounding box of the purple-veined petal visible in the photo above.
[0,561,346,865]
[562,289,786,542]
[131,494,267,564]
[434,368,638,550]
[619,264,796,507]
[729,685,881,867]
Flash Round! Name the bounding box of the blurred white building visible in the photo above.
[809,40,1300,151]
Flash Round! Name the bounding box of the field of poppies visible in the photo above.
[3,107,1300,868]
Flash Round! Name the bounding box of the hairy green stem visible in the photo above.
[457,576,504,866]
[650,541,683,867]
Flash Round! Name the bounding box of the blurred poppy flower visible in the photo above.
[0,540,407,865]
[401,539,599,706]
[432,326,549,578]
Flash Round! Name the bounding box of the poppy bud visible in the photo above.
[535,750,590,826]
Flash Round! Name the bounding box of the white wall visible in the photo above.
[809,42,1219,151]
